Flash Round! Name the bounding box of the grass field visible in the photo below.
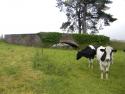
[110,40,125,50]
[0,41,125,94]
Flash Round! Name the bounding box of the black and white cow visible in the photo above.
[96,46,117,79]
[76,45,98,68]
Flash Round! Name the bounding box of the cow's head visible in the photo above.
[76,51,82,60]
[100,46,117,62]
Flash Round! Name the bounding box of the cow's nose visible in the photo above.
[106,59,110,62]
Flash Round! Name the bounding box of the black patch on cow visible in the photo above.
[76,46,96,60]
[100,49,106,61]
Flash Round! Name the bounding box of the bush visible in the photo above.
[38,32,61,43]
[72,34,110,45]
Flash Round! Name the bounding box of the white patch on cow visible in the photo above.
[89,45,95,50]
[105,46,113,61]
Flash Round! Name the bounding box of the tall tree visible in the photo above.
[56,0,117,34]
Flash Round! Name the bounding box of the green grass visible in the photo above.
[0,41,125,94]
[110,40,125,50]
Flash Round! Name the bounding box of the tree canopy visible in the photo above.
[56,0,117,34]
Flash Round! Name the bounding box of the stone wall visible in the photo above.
[4,34,42,46]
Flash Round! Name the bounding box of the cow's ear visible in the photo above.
[112,49,117,52]
[100,49,105,52]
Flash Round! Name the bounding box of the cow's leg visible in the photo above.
[88,59,93,69]
[88,59,91,68]
[100,62,104,79]
[105,63,110,79]
[105,71,109,79]
[90,59,93,69]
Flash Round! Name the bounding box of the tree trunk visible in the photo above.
[77,8,82,34]
[82,4,87,34]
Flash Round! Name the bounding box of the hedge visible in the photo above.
[72,34,110,45]
[37,32,110,47]
[37,32,62,47]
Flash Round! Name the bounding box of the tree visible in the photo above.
[56,0,117,34]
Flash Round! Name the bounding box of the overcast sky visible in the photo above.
[0,0,125,40]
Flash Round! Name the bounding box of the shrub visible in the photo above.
[38,32,61,43]
[72,34,110,45]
